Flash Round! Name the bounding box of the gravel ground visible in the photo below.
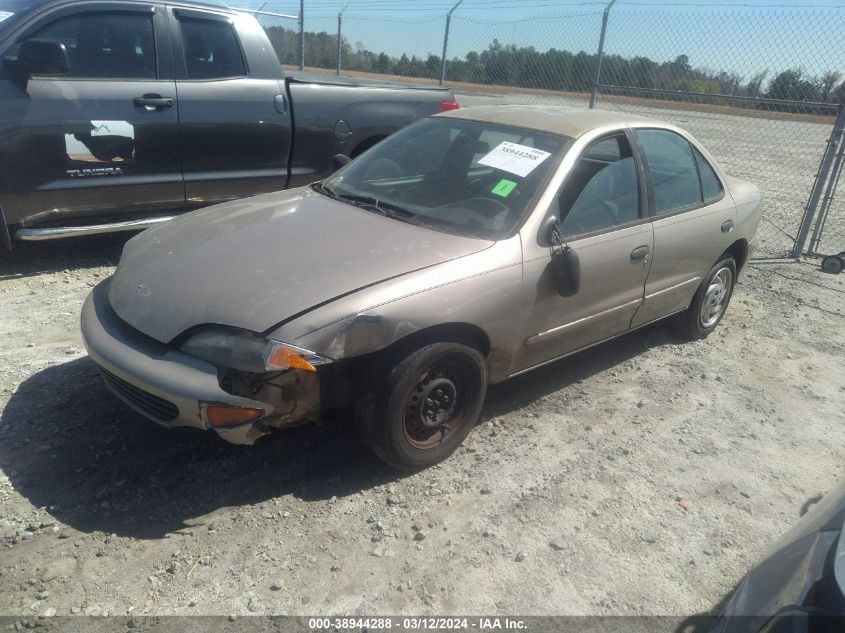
[0,235,843,619]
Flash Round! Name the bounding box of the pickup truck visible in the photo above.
[0,0,457,246]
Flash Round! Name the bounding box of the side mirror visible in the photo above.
[12,39,70,77]
[331,154,351,171]
[545,215,581,297]
[551,246,581,297]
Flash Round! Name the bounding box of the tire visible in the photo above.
[821,255,843,274]
[674,255,737,340]
[356,342,487,471]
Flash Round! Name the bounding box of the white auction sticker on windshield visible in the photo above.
[0,11,13,22]
[478,141,551,178]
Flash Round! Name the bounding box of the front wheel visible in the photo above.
[675,256,737,339]
[356,342,487,471]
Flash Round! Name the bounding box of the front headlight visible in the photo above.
[180,327,331,373]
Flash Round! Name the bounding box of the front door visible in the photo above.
[169,7,292,209]
[515,132,653,373]
[0,2,183,227]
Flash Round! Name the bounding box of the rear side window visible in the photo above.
[693,147,723,204]
[179,17,246,79]
[7,12,156,79]
[637,129,702,215]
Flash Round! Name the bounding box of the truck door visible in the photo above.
[0,2,183,228]
[169,8,292,209]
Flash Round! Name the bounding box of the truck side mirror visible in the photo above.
[545,215,581,297]
[12,39,70,77]
[331,154,351,171]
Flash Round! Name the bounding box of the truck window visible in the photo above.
[5,13,156,79]
[178,17,246,80]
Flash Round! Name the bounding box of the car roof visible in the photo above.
[2,0,238,16]
[438,105,660,138]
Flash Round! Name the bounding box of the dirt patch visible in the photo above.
[0,237,843,617]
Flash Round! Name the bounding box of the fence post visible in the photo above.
[299,0,305,71]
[589,0,616,109]
[792,103,845,257]
[440,0,464,86]
[337,2,350,75]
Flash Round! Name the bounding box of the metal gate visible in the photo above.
[793,104,845,273]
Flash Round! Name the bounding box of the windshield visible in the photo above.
[0,0,46,19]
[322,117,571,239]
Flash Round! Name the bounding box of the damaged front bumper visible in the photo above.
[81,280,316,445]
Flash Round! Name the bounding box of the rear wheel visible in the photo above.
[356,342,487,471]
[675,256,736,339]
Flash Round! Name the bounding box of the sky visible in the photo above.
[227,0,845,80]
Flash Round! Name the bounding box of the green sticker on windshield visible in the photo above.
[491,178,517,197]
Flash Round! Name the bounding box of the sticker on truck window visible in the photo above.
[478,141,551,178]
[0,11,13,22]
[491,179,517,197]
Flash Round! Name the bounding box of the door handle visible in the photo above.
[630,245,650,262]
[721,220,735,233]
[134,95,173,110]
[274,94,287,115]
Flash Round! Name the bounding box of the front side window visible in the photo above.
[179,17,246,79]
[637,129,704,215]
[321,117,571,240]
[7,12,156,79]
[559,134,641,237]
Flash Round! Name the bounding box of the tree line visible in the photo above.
[265,25,845,112]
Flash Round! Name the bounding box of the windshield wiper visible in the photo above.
[337,193,415,219]
[313,183,416,222]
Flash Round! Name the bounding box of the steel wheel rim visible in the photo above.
[699,267,732,328]
[403,357,473,451]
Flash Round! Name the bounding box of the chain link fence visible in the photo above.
[804,106,845,267]
[248,2,845,268]
[594,6,844,260]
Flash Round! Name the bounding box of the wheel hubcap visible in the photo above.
[699,267,732,328]
[404,363,466,450]
[418,378,457,428]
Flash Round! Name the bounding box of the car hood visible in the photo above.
[108,187,492,344]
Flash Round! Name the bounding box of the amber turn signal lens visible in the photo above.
[265,345,317,372]
[205,405,264,427]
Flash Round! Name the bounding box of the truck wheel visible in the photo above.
[356,342,487,471]
[674,255,736,340]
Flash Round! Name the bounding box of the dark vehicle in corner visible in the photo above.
[0,0,457,247]
[710,480,845,633]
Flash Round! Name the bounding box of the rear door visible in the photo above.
[0,2,182,226]
[169,7,292,209]
[629,128,738,328]
[515,132,654,372]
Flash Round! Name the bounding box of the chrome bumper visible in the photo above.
[80,280,274,445]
